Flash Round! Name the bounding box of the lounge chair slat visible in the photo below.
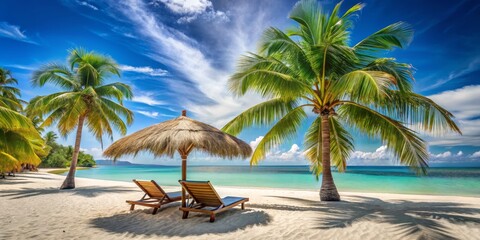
[127,179,182,215]
[179,180,249,222]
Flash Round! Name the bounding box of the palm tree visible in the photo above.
[223,0,461,201]
[0,96,45,176]
[0,67,23,111]
[0,69,44,176]
[27,48,134,189]
[44,131,58,146]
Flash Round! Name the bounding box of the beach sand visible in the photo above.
[1,171,479,240]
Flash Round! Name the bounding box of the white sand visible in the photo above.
[1,171,479,240]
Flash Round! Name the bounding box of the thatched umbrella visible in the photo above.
[103,110,252,208]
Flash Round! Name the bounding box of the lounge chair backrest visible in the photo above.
[133,179,167,198]
[180,181,223,207]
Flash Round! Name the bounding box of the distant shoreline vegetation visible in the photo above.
[40,131,96,168]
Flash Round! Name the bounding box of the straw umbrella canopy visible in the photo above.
[103,110,252,207]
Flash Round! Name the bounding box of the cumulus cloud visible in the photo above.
[151,0,229,23]
[351,145,389,160]
[120,65,168,76]
[0,22,37,44]
[427,85,480,146]
[429,151,452,158]
[277,144,302,160]
[471,151,480,158]
[249,136,305,162]
[249,136,264,149]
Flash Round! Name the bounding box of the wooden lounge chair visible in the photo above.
[179,180,249,222]
[127,179,182,214]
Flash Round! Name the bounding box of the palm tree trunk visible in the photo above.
[60,115,86,189]
[319,114,340,201]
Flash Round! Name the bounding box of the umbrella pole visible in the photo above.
[181,154,187,208]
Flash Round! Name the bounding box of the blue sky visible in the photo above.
[1,0,479,166]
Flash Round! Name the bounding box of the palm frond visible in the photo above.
[222,98,298,136]
[354,22,414,65]
[339,102,428,174]
[32,63,79,90]
[229,53,310,100]
[95,82,133,102]
[330,70,397,103]
[250,106,307,165]
[378,91,461,135]
[329,117,354,172]
[364,58,414,92]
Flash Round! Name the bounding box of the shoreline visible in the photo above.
[1,171,479,240]
[42,167,480,198]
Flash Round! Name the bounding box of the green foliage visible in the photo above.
[27,48,134,146]
[40,131,96,168]
[0,67,23,111]
[26,48,133,184]
[0,68,46,174]
[223,0,461,179]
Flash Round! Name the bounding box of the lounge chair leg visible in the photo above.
[152,208,159,215]
[241,203,245,210]
[182,211,189,219]
[209,214,215,223]
[130,204,135,211]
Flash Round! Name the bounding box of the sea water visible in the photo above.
[67,165,480,197]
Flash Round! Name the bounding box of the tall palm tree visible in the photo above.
[27,48,134,189]
[223,0,461,201]
[0,67,23,111]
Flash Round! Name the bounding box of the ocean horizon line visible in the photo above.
[93,160,480,169]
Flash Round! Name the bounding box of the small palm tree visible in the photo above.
[223,0,461,201]
[0,67,23,111]
[44,131,58,146]
[28,48,134,189]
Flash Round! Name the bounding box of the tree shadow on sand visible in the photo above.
[90,203,271,237]
[250,195,480,240]
[0,186,135,199]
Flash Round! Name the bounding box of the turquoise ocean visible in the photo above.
[68,165,480,197]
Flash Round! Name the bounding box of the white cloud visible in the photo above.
[156,0,211,14]
[429,151,452,158]
[151,0,229,23]
[471,151,480,158]
[277,144,301,160]
[111,0,268,127]
[429,85,480,120]
[456,151,463,157]
[120,65,168,76]
[0,22,36,44]
[136,110,160,118]
[249,136,264,149]
[248,136,305,162]
[131,92,165,106]
[427,85,480,146]
[76,0,98,10]
[351,145,389,160]
[80,147,104,159]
